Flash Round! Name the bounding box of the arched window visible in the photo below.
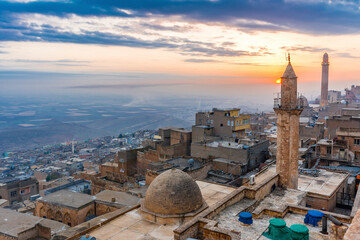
[55,211,63,223]
[39,206,46,218]
[63,212,71,226]
[47,209,53,220]
[85,209,95,221]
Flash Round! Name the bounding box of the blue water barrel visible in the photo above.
[239,212,253,225]
[304,210,324,227]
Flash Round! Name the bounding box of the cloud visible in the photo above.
[66,83,185,89]
[281,45,333,53]
[1,0,360,35]
[184,58,219,63]
[12,59,90,64]
[334,52,360,58]
[0,20,271,57]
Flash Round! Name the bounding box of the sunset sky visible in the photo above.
[1,0,360,101]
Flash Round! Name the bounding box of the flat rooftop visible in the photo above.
[89,208,178,240]
[95,190,140,207]
[87,181,235,240]
[39,190,94,209]
[211,188,335,240]
[196,180,236,207]
[298,170,347,197]
[0,208,68,238]
[216,211,333,240]
[255,164,347,197]
[102,162,118,167]
[206,141,250,149]
[150,157,203,172]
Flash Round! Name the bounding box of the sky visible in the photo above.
[1,0,360,104]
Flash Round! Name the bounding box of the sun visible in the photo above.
[276,79,281,84]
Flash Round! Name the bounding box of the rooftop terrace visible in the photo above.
[39,190,94,209]
[0,208,68,238]
[87,181,235,240]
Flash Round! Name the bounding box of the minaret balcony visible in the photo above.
[273,93,305,109]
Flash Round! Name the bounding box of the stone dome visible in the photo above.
[143,169,204,216]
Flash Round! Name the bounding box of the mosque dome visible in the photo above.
[143,168,204,216]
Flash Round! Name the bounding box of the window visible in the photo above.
[231,121,234,126]
[10,191,17,197]
[354,139,360,145]
[227,120,230,126]
[220,123,223,127]
[327,147,331,154]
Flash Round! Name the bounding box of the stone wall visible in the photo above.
[35,201,95,227]
[212,159,243,175]
[90,177,127,195]
[174,172,278,240]
[95,202,122,216]
[344,207,360,239]
[145,164,212,185]
[0,234,16,240]
[137,149,159,176]
[191,140,269,172]
[17,224,51,240]
[191,142,248,163]
[327,116,360,139]
[299,123,324,139]
[192,126,214,143]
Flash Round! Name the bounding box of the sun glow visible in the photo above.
[276,79,281,84]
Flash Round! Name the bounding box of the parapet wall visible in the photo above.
[174,172,280,240]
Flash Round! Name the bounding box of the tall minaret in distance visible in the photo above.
[274,54,303,189]
[320,53,329,106]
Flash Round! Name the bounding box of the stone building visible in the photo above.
[274,55,303,189]
[328,90,342,104]
[191,139,269,175]
[137,127,192,175]
[335,128,360,165]
[326,108,360,138]
[99,149,138,177]
[195,108,250,138]
[0,177,39,204]
[93,190,140,216]
[0,208,68,240]
[35,190,95,227]
[299,122,325,140]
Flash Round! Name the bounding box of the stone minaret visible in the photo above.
[274,54,303,189]
[320,53,329,106]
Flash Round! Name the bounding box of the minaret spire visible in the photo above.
[288,52,291,63]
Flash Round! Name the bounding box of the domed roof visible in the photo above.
[143,169,204,215]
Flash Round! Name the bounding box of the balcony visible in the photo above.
[273,92,306,109]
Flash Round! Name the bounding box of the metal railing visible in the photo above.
[273,92,306,108]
